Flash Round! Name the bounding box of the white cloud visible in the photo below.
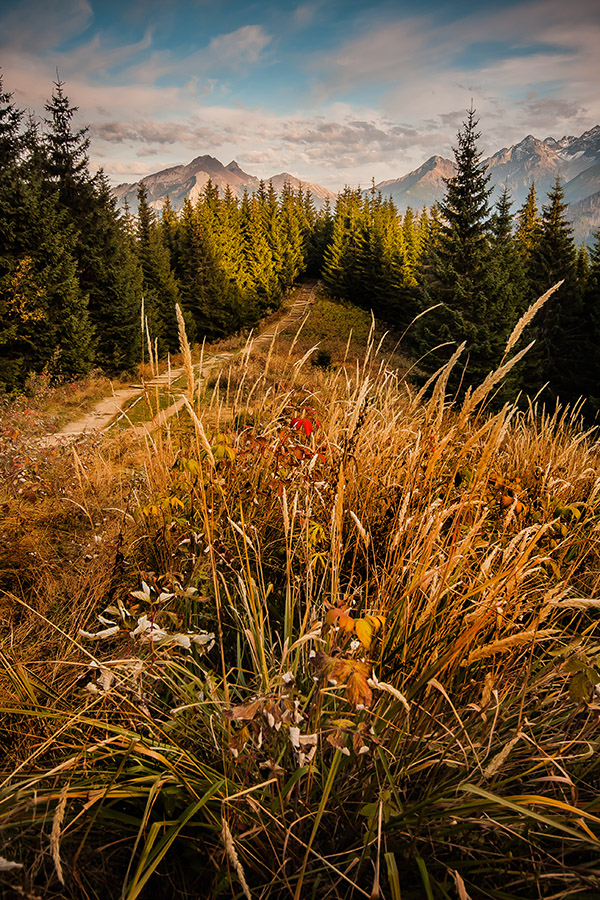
[0,0,92,52]
[207,24,272,66]
[1,0,598,191]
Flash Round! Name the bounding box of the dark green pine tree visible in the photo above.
[515,182,542,304]
[0,82,93,386]
[19,171,94,379]
[176,196,241,339]
[175,198,212,336]
[525,177,580,402]
[354,191,406,321]
[488,189,527,325]
[0,74,26,385]
[418,106,496,387]
[486,189,529,397]
[43,76,90,211]
[136,184,180,353]
[43,78,140,371]
[515,182,541,261]
[78,172,141,371]
[307,198,333,276]
[579,230,600,415]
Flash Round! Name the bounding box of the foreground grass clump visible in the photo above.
[2,294,600,899]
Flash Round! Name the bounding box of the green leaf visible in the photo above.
[569,671,592,703]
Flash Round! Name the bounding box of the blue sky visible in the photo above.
[1,0,598,189]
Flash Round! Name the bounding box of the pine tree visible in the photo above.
[0,75,26,383]
[515,182,541,263]
[240,192,280,314]
[307,198,333,276]
[322,187,364,301]
[43,75,91,212]
[418,106,495,387]
[215,185,249,303]
[486,189,528,397]
[175,196,241,339]
[580,230,600,414]
[525,178,580,401]
[136,184,180,353]
[0,79,94,386]
[279,182,305,288]
[438,106,491,287]
[44,78,140,371]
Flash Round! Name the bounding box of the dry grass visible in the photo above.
[2,287,600,899]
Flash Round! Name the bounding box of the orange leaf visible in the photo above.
[328,658,354,685]
[345,670,373,708]
[337,613,355,633]
[354,618,373,650]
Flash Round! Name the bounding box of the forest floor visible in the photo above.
[41,279,319,445]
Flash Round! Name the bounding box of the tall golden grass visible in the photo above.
[1,284,600,899]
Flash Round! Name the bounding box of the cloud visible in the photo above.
[2,0,598,192]
[314,0,600,151]
[0,0,92,52]
[207,24,272,67]
[293,4,318,28]
[102,160,159,177]
[90,117,235,149]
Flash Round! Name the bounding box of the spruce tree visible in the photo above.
[44,78,140,371]
[279,182,305,288]
[418,107,496,387]
[136,184,180,353]
[486,189,528,397]
[322,187,363,301]
[580,230,600,414]
[240,192,280,315]
[308,198,333,276]
[525,178,580,401]
[515,182,541,265]
[0,79,94,386]
[43,76,91,212]
[0,75,25,384]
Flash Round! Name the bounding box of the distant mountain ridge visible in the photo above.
[113,156,337,212]
[374,126,600,243]
[112,125,600,243]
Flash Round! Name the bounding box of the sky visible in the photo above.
[1,0,599,190]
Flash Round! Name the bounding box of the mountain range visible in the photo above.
[113,125,600,243]
[113,155,337,213]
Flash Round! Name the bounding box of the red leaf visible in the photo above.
[291,418,313,437]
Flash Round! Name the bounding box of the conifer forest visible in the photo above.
[2,78,599,413]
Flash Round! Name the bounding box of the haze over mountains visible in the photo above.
[113,125,600,243]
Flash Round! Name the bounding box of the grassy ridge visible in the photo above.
[1,288,600,899]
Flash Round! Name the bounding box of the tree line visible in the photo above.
[322,108,600,413]
[1,77,599,413]
[0,75,332,391]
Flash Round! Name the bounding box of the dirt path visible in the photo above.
[42,280,319,445]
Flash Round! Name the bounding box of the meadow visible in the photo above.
[1,286,600,899]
